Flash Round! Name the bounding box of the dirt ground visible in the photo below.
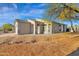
[0,32,79,56]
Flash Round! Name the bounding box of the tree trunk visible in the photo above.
[70,20,75,32]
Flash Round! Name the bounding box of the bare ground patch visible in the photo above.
[0,33,79,56]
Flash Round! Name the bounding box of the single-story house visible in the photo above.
[15,19,67,35]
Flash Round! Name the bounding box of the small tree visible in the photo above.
[3,24,13,33]
[0,28,2,31]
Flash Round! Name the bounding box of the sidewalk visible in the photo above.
[68,49,79,56]
[0,33,16,37]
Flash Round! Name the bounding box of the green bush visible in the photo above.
[0,28,3,31]
[3,24,13,31]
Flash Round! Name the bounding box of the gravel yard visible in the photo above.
[0,32,79,56]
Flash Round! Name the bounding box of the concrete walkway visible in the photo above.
[0,33,16,37]
[68,49,79,56]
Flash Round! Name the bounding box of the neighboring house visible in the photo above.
[15,19,67,35]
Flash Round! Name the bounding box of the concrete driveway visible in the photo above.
[0,33,16,37]
[68,49,79,56]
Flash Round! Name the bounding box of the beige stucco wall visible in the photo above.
[52,24,60,33]
[15,21,33,34]
[52,24,67,33]
[27,19,45,34]
[34,22,45,34]
[63,25,67,32]
[36,19,67,34]
[73,26,79,32]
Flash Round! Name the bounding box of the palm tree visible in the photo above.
[46,3,79,32]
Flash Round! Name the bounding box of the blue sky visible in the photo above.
[0,3,48,27]
[0,3,79,27]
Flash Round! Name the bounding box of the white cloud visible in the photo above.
[0,12,20,20]
[38,4,46,7]
[29,9,44,14]
[18,8,45,18]
[19,9,44,17]
[0,6,16,13]
[12,3,17,9]
[0,7,12,12]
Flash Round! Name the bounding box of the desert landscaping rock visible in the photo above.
[15,41,23,44]
[31,39,37,43]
